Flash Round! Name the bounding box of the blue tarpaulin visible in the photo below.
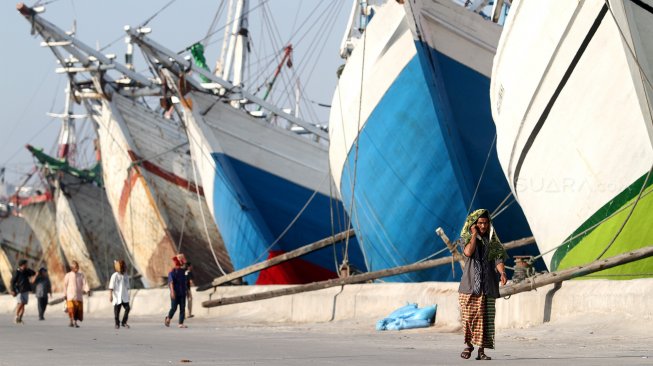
[376,303,437,331]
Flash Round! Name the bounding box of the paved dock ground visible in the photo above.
[0,312,650,366]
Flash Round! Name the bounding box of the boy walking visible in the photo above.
[165,255,188,328]
[10,259,35,324]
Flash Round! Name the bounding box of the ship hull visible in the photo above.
[0,214,43,291]
[18,196,67,291]
[329,1,535,281]
[54,174,130,288]
[179,89,365,285]
[490,0,653,277]
[90,92,232,287]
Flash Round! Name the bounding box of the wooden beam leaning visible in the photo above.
[202,236,535,308]
[203,255,458,308]
[500,244,653,297]
[197,229,356,291]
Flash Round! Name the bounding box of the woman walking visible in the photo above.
[109,260,131,329]
[33,268,52,320]
[63,261,90,328]
[458,209,508,360]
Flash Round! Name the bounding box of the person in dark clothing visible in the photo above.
[33,267,52,320]
[165,255,188,328]
[184,262,195,319]
[458,209,508,361]
[10,259,36,324]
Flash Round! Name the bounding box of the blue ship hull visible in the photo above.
[210,152,365,285]
[339,43,538,282]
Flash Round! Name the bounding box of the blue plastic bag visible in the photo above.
[376,303,437,331]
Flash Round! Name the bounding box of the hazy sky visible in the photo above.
[0,0,352,185]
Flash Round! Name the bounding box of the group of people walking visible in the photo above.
[8,254,194,330]
[9,209,508,359]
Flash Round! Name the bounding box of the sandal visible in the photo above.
[461,346,474,359]
[476,350,492,360]
[178,324,188,328]
[164,317,170,327]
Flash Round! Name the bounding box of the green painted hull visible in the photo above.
[551,173,653,279]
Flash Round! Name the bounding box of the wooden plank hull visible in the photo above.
[19,199,67,292]
[0,214,42,291]
[55,174,130,289]
[89,92,232,287]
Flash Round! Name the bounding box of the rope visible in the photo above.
[33,0,63,6]
[175,179,191,253]
[182,0,270,54]
[491,196,515,220]
[202,0,227,47]
[328,163,340,273]
[342,15,370,266]
[466,133,497,216]
[491,191,513,217]
[189,143,228,276]
[253,171,330,263]
[140,0,178,27]
[525,4,653,263]
[595,164,653,260]
[165,87,229,276]
[129,142,189,168]
[524,177,653,263]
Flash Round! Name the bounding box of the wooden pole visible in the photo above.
[197,229,356,291]
[500,244,653,297]
[202,235,536,308]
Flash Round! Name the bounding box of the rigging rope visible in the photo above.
[189,141,228,276]
[253,171,330,263]
[342,14,370,266]
[140,0,178,27]
[523,180,653,263]
[595,163,653,260]
[182,0,270,54]
[466,133,497,216]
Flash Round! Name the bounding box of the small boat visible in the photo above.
[490,0,653,277]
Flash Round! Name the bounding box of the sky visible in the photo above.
[0,0,354,186]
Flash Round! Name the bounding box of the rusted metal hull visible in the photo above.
[18,199,67,292]
[89,92,232,287]
[55,174,130,289]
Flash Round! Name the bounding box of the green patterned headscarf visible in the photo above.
[460,209,507,262]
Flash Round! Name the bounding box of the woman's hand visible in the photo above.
[470,224,478,236]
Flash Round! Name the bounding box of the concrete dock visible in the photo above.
[0,314,651,365]
[1,280,652,365]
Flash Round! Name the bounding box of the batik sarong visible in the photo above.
[459,293,496,348]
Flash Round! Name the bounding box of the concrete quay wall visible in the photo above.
[2,279,651,328]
